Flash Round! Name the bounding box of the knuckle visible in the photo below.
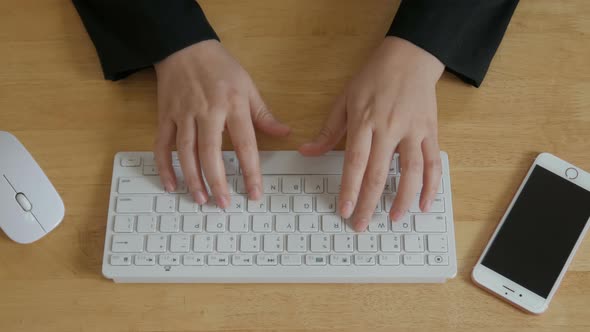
[425,158,442,173]
[364,172,384,190]
[403,159,423,173]
[345,150,365,169]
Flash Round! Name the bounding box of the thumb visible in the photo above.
[250,88,291,137]
[298,94,347,156]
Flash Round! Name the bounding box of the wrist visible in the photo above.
[382,36,445,84]
[154,39,221,75]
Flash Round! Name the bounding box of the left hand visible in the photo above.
[299,36,445,231]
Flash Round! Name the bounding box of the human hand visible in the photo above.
[299,36,445,231]
[154,40,290,208]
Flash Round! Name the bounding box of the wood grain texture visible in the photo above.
[1,0,589,331]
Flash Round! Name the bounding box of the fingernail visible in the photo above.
[165,182,175,193]
[354,218,368,232]
[423,199,432,212]
[391,210,404,221]
[341,201,354,218]
[194,191,208,205]
[217,195,229,209]
[250,186,261,200]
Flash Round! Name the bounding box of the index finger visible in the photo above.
[197,115,230,209]
[391,140,423,221]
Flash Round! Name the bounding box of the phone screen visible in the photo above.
[482,165,590,298]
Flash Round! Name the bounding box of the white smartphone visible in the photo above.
[472,153,590,314]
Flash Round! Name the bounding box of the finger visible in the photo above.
[391,140,423,221]
[153,119,177,192]
[197,115,230,209]
[228,103,262,200]
[420,137,442,212]
[250,88,291,137]
[176,117,208,204]
[351,131,397,231]
[338,125,372,219]
[298,94,347,156]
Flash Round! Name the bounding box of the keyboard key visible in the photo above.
[374,198,383,213]
[410,196,445,213]
[143,165,159,175]
[135,254,156,266]
[182,215,203,232]
[257,254,278,266]
[298,215,319,232]
[263,176,280,193]
[326,175,341,194]
[428,254,449,266]
[310,234,331,253]
[287,234,307,252]
[383,194,395,213]
[223,154,238,174]
[112,235,144,252]
[275,215,296,232]
[116,196,153,213]
[206,215,226,232]
[316,195,336,213]
[118,177,164,194]
[202,200,221,213]
[368,214,388,232]
[121,155,141,167]
[217,234,237,252]
[170,234,191,252]
[226,176,235,194]
[232,254,253,266]
[270,195,290,213]
[147,234,167,252]
[383,176,394,194]
[427,235,448,253]
[321,215,342,232]
[110,254,132,265]
[293,196,313,213]
[389,156,399,174]
[178,195,199,213]
[208,254,230,266]
[236,177,247,194]
[155,195,176,213]
[136,215,157,233]
[159,215,180,232]
[183,254,205,266]
[391,215,411,232]
[282,176,301,193]
[330,254,351,266]
[403,254,425,266]
[159,254,180,265]
[263,234,284,252]
[248,197,268,213]
[357,234,377,252]
[355,254,376,266]
[143,155,156,166]
[226,196,244,213]
[404,234,424,252]
[240,234,261,252]
[113,215,134,232]
[252,215,272,232]
[379,254,400,266]
[306,255,327,266]
[414,215,447,233]
[334,234,354,252]
[304,176,324,193]
[228,215,248,232]
[380,234,401,252]
[280,254,302,266]
[193,234,214,252]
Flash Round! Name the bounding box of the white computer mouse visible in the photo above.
[0,131,65,243]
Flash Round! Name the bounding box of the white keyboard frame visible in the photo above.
[103,151,457,283]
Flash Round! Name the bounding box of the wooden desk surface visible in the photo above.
[1,0,589,331]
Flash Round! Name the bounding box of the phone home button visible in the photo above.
[565,167,578,180]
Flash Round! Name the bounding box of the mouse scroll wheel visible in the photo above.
[15,193,32,212]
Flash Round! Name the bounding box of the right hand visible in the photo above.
[153,40,290,208]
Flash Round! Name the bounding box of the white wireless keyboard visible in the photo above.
[103,151,457,283]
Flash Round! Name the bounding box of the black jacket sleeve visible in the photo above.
[387,0,519,87]
[72,0,218,81]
